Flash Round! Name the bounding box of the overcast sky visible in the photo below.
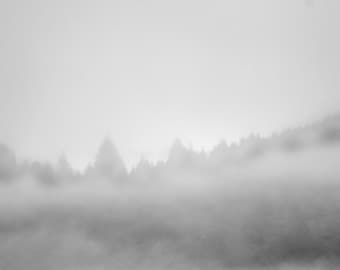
[0,0,339,169]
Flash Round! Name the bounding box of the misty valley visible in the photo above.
[0,115,339,269]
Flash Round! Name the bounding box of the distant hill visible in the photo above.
[0,113,339,184]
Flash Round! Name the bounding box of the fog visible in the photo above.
[0,114,340,269]
[1,0,340,268]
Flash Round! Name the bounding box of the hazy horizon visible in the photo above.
[0,111,338,173]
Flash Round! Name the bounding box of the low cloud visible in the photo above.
[0,114,340,269]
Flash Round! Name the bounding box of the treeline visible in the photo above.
[0,114,340,269]
[0,113,340,185]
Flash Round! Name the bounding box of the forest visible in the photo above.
[0,114,340,269]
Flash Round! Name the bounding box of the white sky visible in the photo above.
[0,0,340,169]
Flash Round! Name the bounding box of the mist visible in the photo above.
[0,115,340,269]
[1,0,340,268]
